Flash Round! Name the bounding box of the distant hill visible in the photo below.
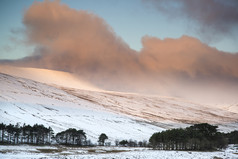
[0,66,238,143]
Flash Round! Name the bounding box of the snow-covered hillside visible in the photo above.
[0,73,163,142]
[62,88,238,131]
[0,65,100,91]
[0,66,238,143]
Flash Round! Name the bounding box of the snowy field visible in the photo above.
[0,145,238,159]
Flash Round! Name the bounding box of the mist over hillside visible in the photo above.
[3,0,237,105]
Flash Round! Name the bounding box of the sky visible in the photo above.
[0,0,238,60]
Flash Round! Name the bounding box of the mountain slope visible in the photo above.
[0,73,164,142]
[0,66,238,143]
[62,88,238,131]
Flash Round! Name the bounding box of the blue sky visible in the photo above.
[0,0,237,60]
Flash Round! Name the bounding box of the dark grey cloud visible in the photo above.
[144,0,238,42]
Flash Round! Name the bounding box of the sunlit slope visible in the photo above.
[0,73,163,142]
[0,66,238,135]
[63,88,238,131]
[0,65,100,91]
[1,65,237,115]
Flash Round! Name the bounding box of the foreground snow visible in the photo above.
[0,145,237,159]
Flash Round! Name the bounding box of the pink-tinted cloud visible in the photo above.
[139,36,238,103]
[140,36,238,78]
[9,0,238,104]
[22,0,141,75]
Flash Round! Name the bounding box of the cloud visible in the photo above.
[9,0,238,104]
[21,0,143,79]
[143,0,238,42]
[139,36,238,103]
[140,36,238,78]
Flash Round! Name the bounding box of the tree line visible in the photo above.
[0,123,53,145]
[149,123,238,151]
[1,122,237,150]
[0,123,90,146]
[0,123,145,147]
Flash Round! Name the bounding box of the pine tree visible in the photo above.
[98,133,108,146]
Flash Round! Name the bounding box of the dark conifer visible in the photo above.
[98,133,108,146]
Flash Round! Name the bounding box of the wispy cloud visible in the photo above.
[144,0,238,43]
